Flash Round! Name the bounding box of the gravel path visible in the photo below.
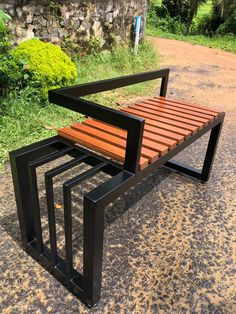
[0,37,236,313]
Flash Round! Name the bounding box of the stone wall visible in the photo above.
[0,0,148,48]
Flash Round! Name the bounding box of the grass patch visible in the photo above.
[146,27,236,54]
[0,42,159,170]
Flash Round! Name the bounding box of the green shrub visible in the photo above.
[0,54,20,95]
[193,13,216,35]
[147,1,187,35]
[216,11,236,35]
[0,10,18,96]
[0,10,12,54]
[10,39,77,96]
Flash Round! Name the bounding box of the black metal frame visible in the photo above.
[48,69,170,174]
[10,69,225,307]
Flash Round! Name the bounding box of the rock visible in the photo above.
[16,7,22,18]
[106,12,113,23]
[26,13,34,24]
[58,28,68,38]
[92,20,103,37]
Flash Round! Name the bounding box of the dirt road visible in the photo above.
[148,36,236,113]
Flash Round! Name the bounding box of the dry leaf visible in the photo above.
[44,125,55,130]
[54,203,62,209]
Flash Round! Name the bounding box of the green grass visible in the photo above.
[0,42,159,171]
[146,27,236,54]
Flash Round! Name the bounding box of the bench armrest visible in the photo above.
[48,69,170,173]
[50,68,170,98]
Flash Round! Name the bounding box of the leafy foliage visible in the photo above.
[0,42,159,170]
[0,10,17,95]
[210,0,236,33]
[10,39,77,96]
[148,1,188,34]
[0,54,20,96]
[0,10,12,54]
[161,0,207,33]
[216,10,236,34]
[148,0,236,35]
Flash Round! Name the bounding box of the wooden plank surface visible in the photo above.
[136,102,210,125]
[58,127,149,170]
[120,107,192,137]
[129,103,205,129]
[58,96,222,171]
[153,97,219,117]
[71,123,162,159]
[84,119,177,149]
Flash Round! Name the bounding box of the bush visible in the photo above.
[0,10,18,95]
[158,16,187,34]
[0,54,20,95]
[162,0,191,23]
[147,1,187,35]
[216,11,236,35]
[0,10,12,54]
[10,39,77,96]
[194,13,217,36]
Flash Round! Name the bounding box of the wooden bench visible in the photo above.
[10,69,225,308]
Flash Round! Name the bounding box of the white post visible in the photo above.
[134,16,142,54]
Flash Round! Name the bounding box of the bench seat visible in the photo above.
[58,96,221,170]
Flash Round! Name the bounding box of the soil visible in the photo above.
[148,36,236,113]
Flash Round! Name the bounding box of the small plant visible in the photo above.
[49,1,59,14]
[11,39,77,97]
[87,36,104,54]
[0,10,11,23]
[61,35,81,57]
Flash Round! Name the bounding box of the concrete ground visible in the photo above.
[0,37,236,313]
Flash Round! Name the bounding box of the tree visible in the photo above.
[209,0,236,34]
[162,0,207,33]
[213,0,236,21]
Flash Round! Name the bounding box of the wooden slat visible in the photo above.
[72,123,166,157]
[137,101,210,124]
[58,127,149,170]
[122,107,198,133]
[157,96,221,114]
[144,124,185,143]
[148,98,218,121]
[143,130,177,149]
[84,120,128,138]
[81,121,169,155]
[121,107,192,137]
[144,99,215,121]
[84,119,177,150]
[130,103,205,128]
[153,97,219,118]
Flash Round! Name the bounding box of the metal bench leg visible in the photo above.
[164,120,224,183]
[83,196,105,307]
[201,121,223,182]
[9,137,63,245]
